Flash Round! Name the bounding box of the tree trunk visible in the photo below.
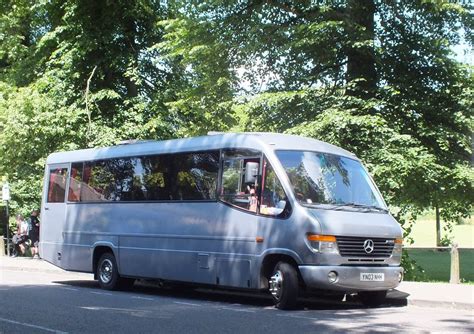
[124,17,139,98]
[435,205,441,246]
[345,0,377,99]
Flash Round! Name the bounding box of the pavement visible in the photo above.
[1,255,473,310]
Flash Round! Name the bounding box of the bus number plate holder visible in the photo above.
[360,273,384,281]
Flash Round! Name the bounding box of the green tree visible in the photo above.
[0,0,472,246]
[165,0,473,241]
[0,0,176,212]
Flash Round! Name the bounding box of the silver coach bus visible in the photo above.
[40,132,403,309]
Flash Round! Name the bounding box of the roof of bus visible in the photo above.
[46,132,356,164]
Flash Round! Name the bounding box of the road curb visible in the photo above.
[0,258,78,276]
[0,265,66,275]
[385,288,473,311]
[406,299,473,311]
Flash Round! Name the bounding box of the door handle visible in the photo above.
[44,207,49,211]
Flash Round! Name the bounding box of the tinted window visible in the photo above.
[174,153,219,200]
[69,151,219,202]
[220,149,261,212]
[81,158,136,201]
[276,150,386,209]
[47,167,68,203]
[260,158,290,218]
[139,152,219,201]
[68,163,83,202]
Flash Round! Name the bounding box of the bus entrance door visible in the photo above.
[41,163,69,267]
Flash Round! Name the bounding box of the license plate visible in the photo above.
[360,273,385,281]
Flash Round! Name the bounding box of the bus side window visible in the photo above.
[47,168,68,203]
[260,158,291,218]
[68,163,83,202]
[220,149,261,212]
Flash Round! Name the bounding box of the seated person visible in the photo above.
[11,214,29,257]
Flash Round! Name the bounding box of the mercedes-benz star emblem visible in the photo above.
[363,239,374,254]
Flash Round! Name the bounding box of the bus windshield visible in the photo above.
[276,150,387,211]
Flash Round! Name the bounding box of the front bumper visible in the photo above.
[299,265,403,292]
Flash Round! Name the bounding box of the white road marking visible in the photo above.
[81,306,144,312]
[220,307,256,313]
[131,296,155,301]
[90,291,113,296]
[60,287,79,292]
[80,306,153,318]
[0,316,68,334]
[173,301,202,307]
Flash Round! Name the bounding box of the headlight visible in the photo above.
[307,234,339,254]
[392,237,403,256]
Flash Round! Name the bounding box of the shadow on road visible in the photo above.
[52,279,408,311]
[5,283,471,334]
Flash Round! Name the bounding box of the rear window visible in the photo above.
[47,168,68,203]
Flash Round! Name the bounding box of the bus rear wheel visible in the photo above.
[269,262,299,310]
[97,252,134,291]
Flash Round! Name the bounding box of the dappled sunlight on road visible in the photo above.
[0,276,472,333]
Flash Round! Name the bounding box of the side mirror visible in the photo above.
[244,162,259,184]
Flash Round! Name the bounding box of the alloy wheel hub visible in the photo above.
[99,259,113,284]
[269,270,283,300]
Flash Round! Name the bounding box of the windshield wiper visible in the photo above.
[301,202,346,211]
[335,202,388,213]
[299,201,388,213]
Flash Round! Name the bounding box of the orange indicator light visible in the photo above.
[307,234,336,242]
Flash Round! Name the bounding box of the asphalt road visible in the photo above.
[0,267,473,333]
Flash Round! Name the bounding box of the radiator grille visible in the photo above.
[336,236,394,258]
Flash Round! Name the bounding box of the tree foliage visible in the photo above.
[1,0,175,212]
[168,0,473,228]
[0,0,472,239]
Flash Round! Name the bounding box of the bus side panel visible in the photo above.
[40,241,63,268]
[119,236,196,281]
[216,258,251,287]
[118,202,258,287]
[63,202,259,288]
[60,234,118,272]
[60,243,92,272]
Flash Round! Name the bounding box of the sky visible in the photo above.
[452,43,473,65]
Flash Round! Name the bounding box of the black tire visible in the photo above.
[97,252,134,291]
[358,290,387,307]
[269,261,299,310]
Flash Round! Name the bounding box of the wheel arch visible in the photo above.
[258,250,303,290]
[92,243,118,279]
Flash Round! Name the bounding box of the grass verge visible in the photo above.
[405,248,474,283]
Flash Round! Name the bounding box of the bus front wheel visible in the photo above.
[269,262,299,310]
[97,252,134,290]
